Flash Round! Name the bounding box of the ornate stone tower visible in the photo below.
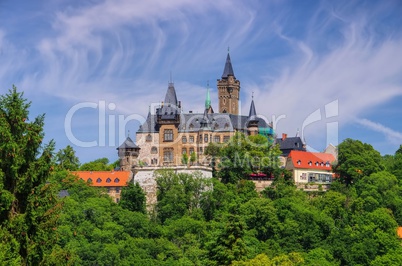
[217,53,240,114]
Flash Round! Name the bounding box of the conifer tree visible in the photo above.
[0,86,61,264]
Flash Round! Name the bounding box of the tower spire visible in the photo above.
[222,52,235,79]
[205,81,211,110]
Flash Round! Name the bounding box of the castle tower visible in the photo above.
[217,52,240,114]
[117,136,140,172]
[247,96,259,136]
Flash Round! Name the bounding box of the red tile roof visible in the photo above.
[288,150,336,170]
[398,227,402,239]
[72,171,131,187]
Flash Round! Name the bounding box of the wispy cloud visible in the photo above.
[356,118,402,144]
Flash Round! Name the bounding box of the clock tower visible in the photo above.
[217,52,240,114]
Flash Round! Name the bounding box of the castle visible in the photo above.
[118,52,274,171]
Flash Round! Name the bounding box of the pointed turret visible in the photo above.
[248,98,257,118]
[247,95,259,136]
[157,81,181,123]
[205,86,211,110]
[222,53,235,79]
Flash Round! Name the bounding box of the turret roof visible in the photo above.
[222,53,235,79]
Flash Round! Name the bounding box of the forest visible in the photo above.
[1,87,402,265]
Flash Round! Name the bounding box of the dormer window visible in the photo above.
[308,161,312,166]
[87,178,92,183]
[106,178,111,183]
[297,160,301,165]
[96,178,102,183]
[321,162,324,167]
[114,178,120,183]
[189,124,194,130]
[315,161,319,166]
[325,161,330,167]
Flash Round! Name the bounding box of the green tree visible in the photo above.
[333,138,384,185]
[119,182,146,213]
[190,151,196,165]
[79,157,114,171]
[182,153,189,165]
[0,86,61,264]
[55,145,80,171]
[208,132,280,184]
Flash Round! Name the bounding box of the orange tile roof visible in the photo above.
[398,227,402,239]
[72,171,131,187]
[288,150,336,170]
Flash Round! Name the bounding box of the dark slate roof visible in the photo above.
[248,99,257,118]
[137,111,269,134]
[118,137,140,149]
[276,137,305,156]
[159,82,180,120]
[222,53,235,79]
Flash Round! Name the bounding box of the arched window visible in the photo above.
[106,178,111,183]
[189,123,194,130]
[96,178,102,183]
[151,146,158,154]
[146,134,152,142]
[114,178,120,183]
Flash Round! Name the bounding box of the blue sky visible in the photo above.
[1,0,402,163]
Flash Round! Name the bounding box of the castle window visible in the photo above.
[204,134,208,143]
[146,134,152,142]
[151,146,158,154]
[223,136,230,143]
[163,148,174,163]
[164,129,173,142]
[106,178,111,183]
[182,136,187,143]
[214,136,221,143]
[96,178,102,183]
[114,178,120,183]
[182,148,187,154]
[189,136,194,143]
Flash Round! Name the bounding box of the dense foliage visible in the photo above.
[1,87,402,265]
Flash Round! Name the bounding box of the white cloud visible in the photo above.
[356,118,402,144]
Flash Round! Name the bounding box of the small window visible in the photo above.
[297,160,301,165]
[224,123,229,129]
[146,134,152,142]
[116,198,120,203]
[223,136,230,143]
[116,187,120,193]
[96,178,102,183]
[308,161,312,166]
[106,178,111,183]
[164,129,173,142]
[151,146,158,154]
[189,136,194,143]
[182,148,187,154]
[114,178,120,183]
[315,162,319,166]
[326,161,330,167]
[189,148,195,154]
[204,134,208,143]
[189,124,194,130]
[182,136,187,143]
[199,147,203,153]
[214,136,221,143]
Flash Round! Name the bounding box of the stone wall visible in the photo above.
[133,166,213,209]
[136,132,160,166]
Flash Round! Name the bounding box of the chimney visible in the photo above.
[282,133,287,141]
